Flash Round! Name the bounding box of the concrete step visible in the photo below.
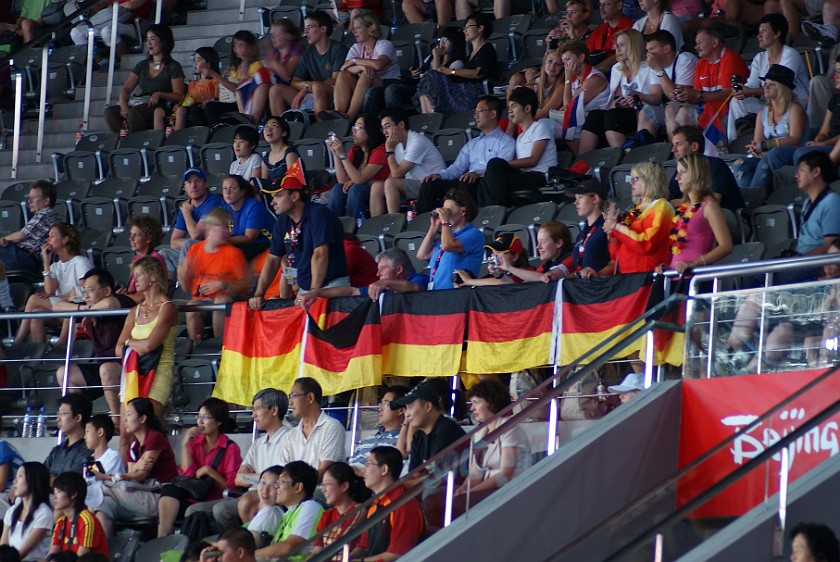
[7,162,54,181]
[172,20,261,40]
[187,8,261,25]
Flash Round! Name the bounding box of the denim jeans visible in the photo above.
[327,182,371,219]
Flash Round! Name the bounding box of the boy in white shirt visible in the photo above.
[230,126,263,181]
[82,414,123,514]
[246,465,286,548]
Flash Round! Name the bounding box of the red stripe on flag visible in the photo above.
[562,286,652,334]
[381,312,466,346]
[223,303,305,357]
[468,301,554,343]
[304,323,381,373]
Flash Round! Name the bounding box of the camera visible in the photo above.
[548,37,560,51]
[631,94,644,111]
[431,210,439,218]
[731,74,743,93]
[451,272,463,285]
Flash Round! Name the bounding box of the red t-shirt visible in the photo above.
[347,144,390,182]
[358,485,424,555]
[51,509,110,557]
[693,47,749,120]
[344,239,379,288]
[586,16,633,53]
[128,428,178,484]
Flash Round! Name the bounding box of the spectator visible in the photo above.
[417,96,515,213]
[13,223,92,346]
[168,167,223,256]
[734,64,807,190]
[48,473,109,558]
[347,386,408,474]
[546,0,594,44]
[603,161,675,274]
[244,466,285,545]
[158,398,242,537]
[0,428,21,493]
[249,166,349,305]
[0,462,52,561]
[310,462,370,559]
[557,41,610,154]
[507,48,564,137]
[269,11,349,118]
[727,14,809,142]
[343,234,379,288]
[608,372,646,403]
[803,57,840,159]
[414,13,498,118]
[801,1,840,47]
[96,398,178,537]
[219,174,275,261]
[205,30,266,124]
[661,154,732,274]
[15,0,52,43]
[512,220,575,281]
[296,247,429,307]
[374,108,445,216]
[790,522,840,562]
[200,528,258,562]
[632,0,684,51]
[260,116,301,184]
[114,256,178,423]
[105,25,185,133]
[402,0,452,28]
[175,47,220,130]
[177,207,251,341]
[417,190,484,291]
[229,126,263,181]
[120,214,167,303]
[44,394,93,481]
[81,415,123,517]
[395,382,466,473]
[587,0,634,72]
[68,0,150,56]
[480,87,557,206]
[277,378,345,480]
[562,182,612,279]
[643,30,697,145]
[329,12,400,122]
[326,113,389,219]
[668,125,745,214]
[455,233,534,287]
[579,29,663,154]
[351,446,424,559]
[254,461,324,561]
[261,20,304,95]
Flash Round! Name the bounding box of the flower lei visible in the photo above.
[620,204,643,227]
[670,201,702,255]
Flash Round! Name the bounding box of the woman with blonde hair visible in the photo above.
[504,47,566,135]
[661,154,732,274]
[604,161,675,274]
[577,29,662,154]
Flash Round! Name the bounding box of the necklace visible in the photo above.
[153,61,161,70]
[142,301,156,319]
[670,200,702,255]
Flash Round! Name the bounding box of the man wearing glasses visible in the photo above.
[347,386,409,475]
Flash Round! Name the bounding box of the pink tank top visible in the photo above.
[670,199,715,268]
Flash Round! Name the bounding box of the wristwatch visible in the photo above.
[655,70,665,78]
[696,91,704,102]
[450,69,456,75]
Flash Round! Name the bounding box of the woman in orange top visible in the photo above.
[603,161,675,274]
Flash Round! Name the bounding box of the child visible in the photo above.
[263,20,303,116]
[260,116,300,184]
[206,30,266,124]
[246,465,286,547]
[230,126,263,180]
[82,415,123,515]
[175,47,220,130]
[48,472,109,558]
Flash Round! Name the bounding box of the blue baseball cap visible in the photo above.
[183,167,206,181]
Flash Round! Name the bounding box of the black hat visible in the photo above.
[565,178,608,199]
[393,382,439,407]
[760,64,796,91]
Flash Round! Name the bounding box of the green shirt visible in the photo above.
[272,499,324,562]
[20,0,53,21]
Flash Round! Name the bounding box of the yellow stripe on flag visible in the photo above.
[300,354,383,396]
[214,345,301,405]
[466,333,554,374]
[383,343,463,377]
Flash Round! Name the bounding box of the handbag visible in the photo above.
[169,445,227,501]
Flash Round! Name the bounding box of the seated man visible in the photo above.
[199,527,259,562]
[347,386,408,475]
[45,394,94,482]
[55,269,135,422]
[641,30,697,145]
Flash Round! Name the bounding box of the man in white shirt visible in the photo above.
[479,87,556,206]
[641,30,697,143]
[373,108,446,216]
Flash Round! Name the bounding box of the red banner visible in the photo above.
[677,369,840,518]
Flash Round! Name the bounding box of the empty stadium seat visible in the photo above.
[622,142,672,165]
[432,129,468,165]
[304,118,350,141]
[199,143,235,174]
[0,201,25,235]
[392,231,429,272]
[471,205,506,243]
[294,139,329,172]
[101,246,135,288]
[357,213,406,251]
[408,113,444,136]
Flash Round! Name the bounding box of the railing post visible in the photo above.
[443,469,455,528]
[82,24,95,132]
[644,330,655,388]
[10,61,22,180]
[36,39,50,163]
[105,0,120,107]
[546,364,559,455]
[57,315,77,445]
[348,395,360,456]
[155,0,163,24]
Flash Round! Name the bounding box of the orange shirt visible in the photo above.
[185,241,250,299]
[609,198,675,274]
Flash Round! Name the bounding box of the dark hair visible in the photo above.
[439,26,467,63]
[127,397,165,434]
[697,22,725,42]
[81,268,115,292]
[760,12,789,42]
[146,24,175,59]
[260,464,284,479]
[370,446,403,481]
[477,95,503,121]
[423,377,468,419]
[77,554,109,562]
[230,29,259,67]
[0,545,21,562]
[798,150,838,184]
[790,522,840,562]
[51,222,82,256]
[264,116,291,144]
[31,180,56,207]
[198,397,236,433]
[223,174,255,198]
[127,214,164,249]
[253,388,289,419]
[194,46,220,74]
[218,527,257,556]
[294,377,323,403]
[379,107,407,127]
[45,553,78,562]
[52,472,87,511]
[672,124,705,149]
[9,462,50,532]
[509,86,539,117]
[351,114,386,167]
[88,414,116,442]
[468,379,511,415]
[646,29,676,51]
[466,13,493,39]
[180,540,213,562]
[283,461,318,499]
[325,461,371,503]
[382,384,409,403]
[443,189,479,222]
[57,393,92,427]
[831,238,840,252]
[233,125,259,149]
[305,10,334,37]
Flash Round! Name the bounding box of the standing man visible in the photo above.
[248,166,349,307]
[375,108,445,216]
[418,96,515,213]
[269,11,349,118]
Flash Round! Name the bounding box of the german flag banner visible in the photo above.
[557,273,657,365]
[301,296,382,395]
[381,289,468,377]
[215,300,306,405]
[464,282,559,374]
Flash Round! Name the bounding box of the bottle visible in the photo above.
[21,407,32,439]
[74,123,84,146]
[0,130,6,151]
[35,406,46,438]
[120,119,129,138]
[356,210,365,230]
[406,200,417,223]
[165,115,174,137]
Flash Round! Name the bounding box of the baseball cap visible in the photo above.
[393,382,439,407]
[608,373,646,393]
[484,233,525,254]
[565,178,608,199]
[183,167,206,181]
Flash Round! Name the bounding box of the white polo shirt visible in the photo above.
[278,411,345,469]
[243,425,290,475]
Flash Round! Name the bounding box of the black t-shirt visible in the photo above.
[828,93,840,138]
[408,415,466,471]
[89,294,136,364]
[456,42,498,83]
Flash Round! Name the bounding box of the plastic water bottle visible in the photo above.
[406,200,417,223]
[120,119,129,138]
[74,123,84,146]
[21,407,32,438]
[356,210,365,230]
[35,407,46,438]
